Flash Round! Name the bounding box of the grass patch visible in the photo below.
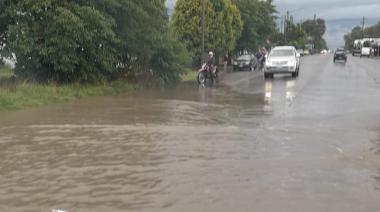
[0,65,14,79]
[180,69,198,82]
[0,81,140,111]
[0,67,141,111]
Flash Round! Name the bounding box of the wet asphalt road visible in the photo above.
[0,54,380,212]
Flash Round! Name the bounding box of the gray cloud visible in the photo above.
[275,0,380,20]
[274,0,380,48]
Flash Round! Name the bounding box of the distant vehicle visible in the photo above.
[360,47,371,58]
[296,49,304,56]
[264,46,300,78]
[320,49,328,54]
[305,43,314,55]
[353,38,377,57]
[233,54,256,71]
[352,48,361,56]
[333,48,347,63]
[303,49,310,56]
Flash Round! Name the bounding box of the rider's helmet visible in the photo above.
[209,51,214,57]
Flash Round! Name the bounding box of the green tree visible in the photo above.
[171,0,242,63]
[149,31,190,85]
[3,0,119,82]
[77,0,168,68]
[285,22,307,49]
[0,0,12,62]
[0,0,190,85]
[365,22,380,38]
[233,0,277,52]
[75,0,190,84]
[344,26,363,49]
[302,18,327,50]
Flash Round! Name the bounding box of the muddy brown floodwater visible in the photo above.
[0,55,380,212]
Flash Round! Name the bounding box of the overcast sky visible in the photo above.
[166,0,380,48]
[274,0,380,19]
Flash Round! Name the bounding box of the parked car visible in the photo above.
[233,54,256,71]
[333,48,347,63]
[360,47,371,58]
[264,46,300,78]
[296,49,304,56]
[352,48,361,56]
[303,49,310,56]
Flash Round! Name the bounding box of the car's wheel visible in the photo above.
[264,73,270,79]
[292,72,297,78]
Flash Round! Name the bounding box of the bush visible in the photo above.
[149,32,190,86]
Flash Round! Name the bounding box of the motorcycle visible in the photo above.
[197,64,218,86]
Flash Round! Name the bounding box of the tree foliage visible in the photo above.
[171,0,242,63]
[301,18,327,50]
[4,1,120,82]
[233,0,277,52]
[0,0,189,84]
[365,22,380,38]
[285,22,307,49]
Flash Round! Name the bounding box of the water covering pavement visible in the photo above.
[0,54,380,212]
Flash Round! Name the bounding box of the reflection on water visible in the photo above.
[370,132,380,155]
[264,81,272,111]
[263,78,296,112]
[286,80,296,105]
[375,170,380,190]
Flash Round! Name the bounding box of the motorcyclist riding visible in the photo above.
[197,51,217,85]
[207,51,215,73]
[207,51,215,70]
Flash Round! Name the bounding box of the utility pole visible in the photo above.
[201,0,205,63]
[284,10,289,43]
[284,11,289,43]
[362,16,366,39]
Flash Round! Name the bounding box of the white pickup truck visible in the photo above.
[360,47,371,58]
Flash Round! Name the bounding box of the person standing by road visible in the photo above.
[223,53,228,72]
[255,49,263,71]
[261,47,268,68]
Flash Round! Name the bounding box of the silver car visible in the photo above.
[264,46,300,78]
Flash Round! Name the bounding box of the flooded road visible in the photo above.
[1,55,380,212]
